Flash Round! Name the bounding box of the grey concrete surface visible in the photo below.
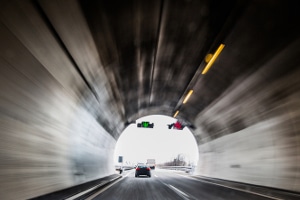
[194,44,300,191]
[90,169,275,200]
[0,0,300,199]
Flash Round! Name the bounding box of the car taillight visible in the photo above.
[136,168,140,171]
[147,168,150,171]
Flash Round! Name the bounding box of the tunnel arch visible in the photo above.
[1,0,300,199]
[114,114,199,167]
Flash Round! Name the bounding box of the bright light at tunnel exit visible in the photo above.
[114,115,199,166]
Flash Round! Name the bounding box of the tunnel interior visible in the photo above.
[1,0,300,199]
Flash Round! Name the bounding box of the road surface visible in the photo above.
[87,169,278,200]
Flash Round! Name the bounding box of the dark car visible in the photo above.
[135,164,151,177]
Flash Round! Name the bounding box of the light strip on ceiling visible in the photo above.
[183,90,193,104]
[202,44,225,74]
[173,110,179,118]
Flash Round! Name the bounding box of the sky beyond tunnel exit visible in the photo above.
[114,115,199,165]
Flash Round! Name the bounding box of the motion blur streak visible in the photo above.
[1,0,300,199]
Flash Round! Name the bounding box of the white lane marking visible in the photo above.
[162,183,190,200]
[74,171,134,200]
[85,175,126,200]
[123,171,132,177]
[175,174,283,200]
[155,174,158,177]
[65,185,101,200]
[169,184,190,198]
[65,176,121,200]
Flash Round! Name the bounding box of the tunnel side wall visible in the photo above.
[0,52,117,200]
[0,3,119,199]
[194,56,300,192]
[0,55,118,200]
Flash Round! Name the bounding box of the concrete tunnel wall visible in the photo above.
[193,39,300,192]
[0,1,124,198]
[0,43,119,199]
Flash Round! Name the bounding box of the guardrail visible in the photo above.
[115,165,195,173]
[115,165,135,174]
[158,166,195,173]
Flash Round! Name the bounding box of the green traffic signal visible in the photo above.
[137,121,154,128]
[142,121,149,127]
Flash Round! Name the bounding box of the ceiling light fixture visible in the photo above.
[173,110,179,118]
[202,44,225,74]
[183,90,193,104]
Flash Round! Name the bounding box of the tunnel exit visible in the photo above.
[114,115,199,169]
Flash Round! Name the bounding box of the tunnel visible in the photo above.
[0,0,300,199]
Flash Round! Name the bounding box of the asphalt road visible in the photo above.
[87,169,279,200]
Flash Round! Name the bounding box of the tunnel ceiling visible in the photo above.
[78,0,299,124]
[2,0,299,132]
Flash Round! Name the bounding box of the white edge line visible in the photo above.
[65,176,121,200]
[65,184,103,200]
[175,174,283,200]
[85,172,134,200]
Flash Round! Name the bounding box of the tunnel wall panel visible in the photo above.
[195,55,300,192]
[0,54,117,199]
[0,3,118,199]
[0,53,117,200]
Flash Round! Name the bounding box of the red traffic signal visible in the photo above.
[174,121,183,129]
[168,121,185,130]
